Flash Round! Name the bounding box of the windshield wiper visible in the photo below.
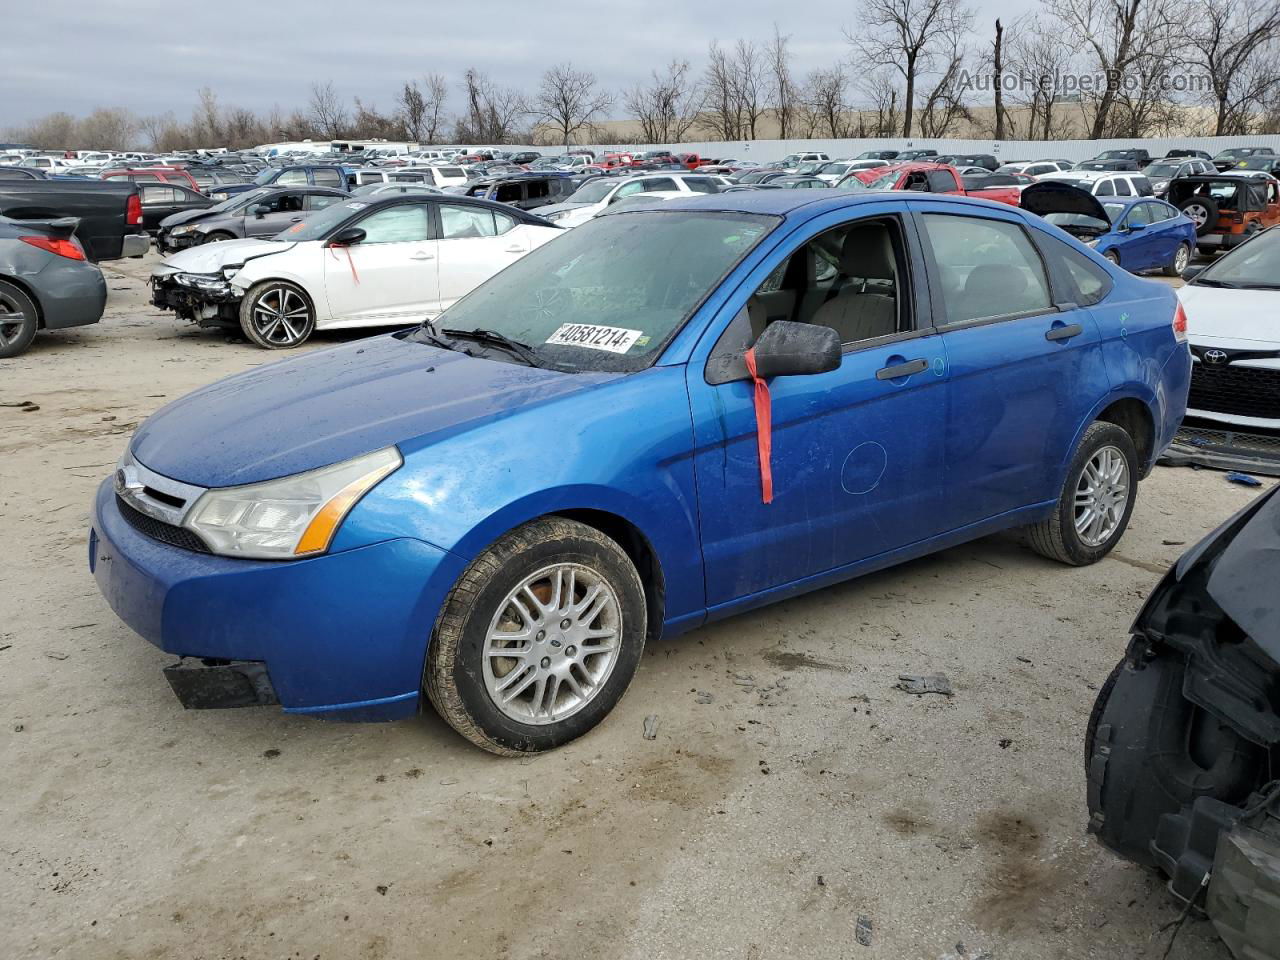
[1192,278,1237,288]
[441,327,542,367]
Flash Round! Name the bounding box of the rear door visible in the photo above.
[914,204,1109,528]
[433,204,528,312]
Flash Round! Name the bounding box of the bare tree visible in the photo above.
[917,42,976,135]
[1178,0,1280,135]
[847,0,975,136]
[531,63,612,145]
[623,59,701,142]
[992,19,1007,138]
[138,112,173,151]
[308,81,349,139]
[1044,0,1178,139]
[398,73,450,144]
[701,39,766,139]
[456,69,526,143]
[398,81,428,142]
[803,67,854,137]
[1004,16,1076,139]
[766,25,798,138]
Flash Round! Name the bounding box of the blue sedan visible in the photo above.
[1024,182,1198,276]
[89,190,1191,754]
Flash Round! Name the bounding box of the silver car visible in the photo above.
[156,186,348,252]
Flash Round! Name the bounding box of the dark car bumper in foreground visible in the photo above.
[89,478,468,721]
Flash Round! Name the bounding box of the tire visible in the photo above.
[1086,653,1262,867]
[238,280,315,349]
[425,516,647,755]
[1163,241,1191,277]
[1026,421,1138,565]
[1103,249,1121,266]
[201,231,236,244]
[1178,196,1218,236]
[0,279,39,360]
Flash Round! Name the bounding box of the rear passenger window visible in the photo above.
[1045,237,1112,306]
[684,177,717,194]
[1114,178,1132,196]
[313,169,343,188]
[1096,179,1115,197]
[641,177,678,193]
[920,214,1053,324]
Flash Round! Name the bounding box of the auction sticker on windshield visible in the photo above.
[546,323,643,353]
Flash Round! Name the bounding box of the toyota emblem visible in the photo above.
[1204,349,1229,365]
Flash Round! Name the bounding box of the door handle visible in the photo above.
[504,245,524,253]
[1045,322,1083,342]
[876,358,928,380]
[410,252,435,260]
[289,217,302,222]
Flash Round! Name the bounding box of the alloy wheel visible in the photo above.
[482,563,622,725]
[1183,203,1209,228]
[1173,244,1190,272]
[1074,445,1130,547]
[0,293,26,349]
[251,287,310,346]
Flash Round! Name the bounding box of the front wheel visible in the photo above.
[1163,241,1191,277]
[1103,249,1121,266]
[238,280,315,349]
[201,231,236,244]
[425,517,647,755]
[1026,421,1138,565]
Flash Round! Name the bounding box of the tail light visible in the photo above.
[126,193,142,226]
[1173,302,1188,343]
[21,235,86,260]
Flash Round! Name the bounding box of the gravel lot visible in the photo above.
[2,252,1272,960]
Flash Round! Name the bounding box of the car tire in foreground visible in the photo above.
[1026,420,1138,565]
[425,517,647,755]
[1163,242,1191,277]
[239,280,316,349]
[202,231,236,244]
[0,279,39,359]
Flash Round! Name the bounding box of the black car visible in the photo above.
[896,149,938,161]
[1086,483,1280,959]
[1075,159,1141,172]
[854,150,898,161]
[1229,155,1280,175]
[1164,148,1214,160]
[937,153,999,171]
[464,174,581,210]
[509,152,542,165]
[1092,148,1152,165]
[138,183,214,233]
[1212,146,1277,171]
[0,165,45,180]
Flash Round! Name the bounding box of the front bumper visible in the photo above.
[1162,420,1280,476]
[151,273,242,325]
[89,478,468,720]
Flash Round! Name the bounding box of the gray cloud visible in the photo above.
[3,0,1018,125]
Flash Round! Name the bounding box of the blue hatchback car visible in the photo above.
[1023,181,1198,276]
[90,191,1192,754]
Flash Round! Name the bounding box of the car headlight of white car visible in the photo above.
[542,210,568,222]
[210,192,229,200]
[183,447,402,560]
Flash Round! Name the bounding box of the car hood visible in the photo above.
[1021,181,1110,221]
[159,208,218,230]
[155,238,296,275]
[1178,285,1280,345]
[129,333,619,487]
[535,201,593,217]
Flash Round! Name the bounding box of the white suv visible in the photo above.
[535,174,723,227]
[1037,169,1155,198]
[997,160,1074,178]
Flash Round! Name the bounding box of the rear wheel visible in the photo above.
[425,517,647,755]
[238,280,315,349]
[1026,421,1138,565]
[0,279,39,359]
[1163,241,1191,277]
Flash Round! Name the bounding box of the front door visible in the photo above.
[243,190,307,237]
[322,202,439,322]
[687,208,950,609]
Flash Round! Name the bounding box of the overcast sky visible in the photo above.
[3,0,1022,127]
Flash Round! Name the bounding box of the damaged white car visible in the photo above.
[151,195,561,348]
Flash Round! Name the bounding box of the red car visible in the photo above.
[101,167,200,192]
[838,162,1021,206]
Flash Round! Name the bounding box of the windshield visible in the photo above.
[565,179,616,204]
[1198,228,1280,288]
[274,198,363,241]
[1236,157,1274,169]
[842,170,899,191]
[253,168,281,185]
[407,211,774,372]
[1144,163,1181,177]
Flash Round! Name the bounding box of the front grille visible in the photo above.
[1188,363,1280,420]
[115,495,210,553]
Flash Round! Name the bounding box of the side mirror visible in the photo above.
[251,204,270,218]
[1127,221,1146,231]
[1181,263,1207,282]
[749,320,842,378]
[328,226,366,246]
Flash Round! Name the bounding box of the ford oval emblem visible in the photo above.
[1204,349,1228,365]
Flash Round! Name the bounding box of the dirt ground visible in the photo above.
[2,252,1272,960]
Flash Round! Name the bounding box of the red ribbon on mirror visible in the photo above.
[743,347,773,504]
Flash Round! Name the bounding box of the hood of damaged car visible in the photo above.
[158,207,218,229]
[155,238,296,275]
[129,333,619,487]
[1204,485,1280,660]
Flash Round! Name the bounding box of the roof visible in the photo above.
[655,189,1020,220]
[1040,170,1140,181]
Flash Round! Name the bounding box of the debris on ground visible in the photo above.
[1226,472,1263,487]
[642,715,659,740]
[44,652,69,661]
[695,691,713,704]
[855,914,873,946]
[1162,539,1186,546]
[895,673,954,696]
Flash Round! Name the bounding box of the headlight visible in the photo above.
[1086,239,1100,248]
[211,192,229,200]
[171,225,196,235]
[542,210,567,221]
[174,273,233,292]
[184,447,402,559]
